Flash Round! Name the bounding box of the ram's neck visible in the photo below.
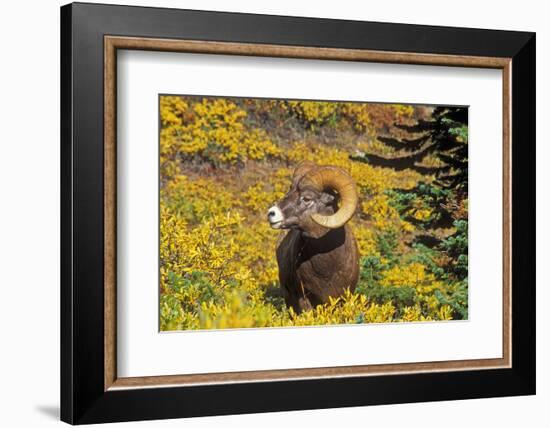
[296,225,358,298]
[301,227,347,256]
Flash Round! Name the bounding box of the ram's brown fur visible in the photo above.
[269,162,360,313]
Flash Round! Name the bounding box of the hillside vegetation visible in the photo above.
[159,96,468,330]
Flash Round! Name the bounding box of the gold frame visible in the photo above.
[104,36,512,391]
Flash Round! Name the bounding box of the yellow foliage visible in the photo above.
[362,194,404,232]
[288,290,396,326]
[400,306,426,322]
[163,175,235,222]
[350,225,378,257]
[381,263,444,295]
[287,101,338,126]
[160,97,281,173]
[341,103,372,132]
[158,95,465,330]
[160,205,244,284]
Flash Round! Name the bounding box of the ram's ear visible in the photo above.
[320,192,335,205]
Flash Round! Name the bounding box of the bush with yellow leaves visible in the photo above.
[160,96,281,175]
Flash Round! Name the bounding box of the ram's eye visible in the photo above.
[301,195,313,203]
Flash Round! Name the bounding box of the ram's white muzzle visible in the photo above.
[267,206,284,229]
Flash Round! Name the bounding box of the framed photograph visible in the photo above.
[60,2,535,424]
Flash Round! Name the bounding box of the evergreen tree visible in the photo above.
[352,106,469,289]
[352,106,468,232]
[353,106,467,190]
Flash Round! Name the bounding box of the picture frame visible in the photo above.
[60,2,535,424]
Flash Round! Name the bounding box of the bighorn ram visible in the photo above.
[267,161,360,313]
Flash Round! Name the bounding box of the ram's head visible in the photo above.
[267,161,358,238]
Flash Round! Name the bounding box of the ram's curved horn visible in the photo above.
[292,160,317,184]
[303,166,358,229]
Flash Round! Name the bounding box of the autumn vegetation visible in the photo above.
[159,95,468,330]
